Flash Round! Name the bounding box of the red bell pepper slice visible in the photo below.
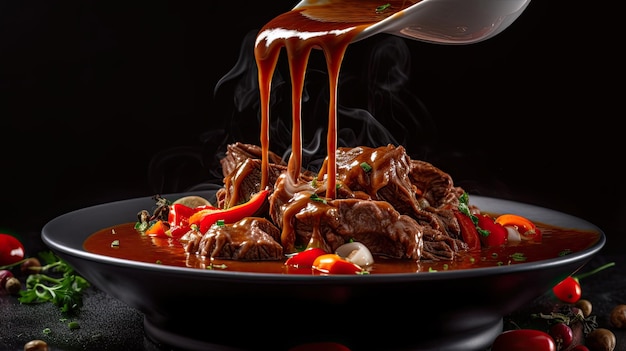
[168,203,197,227]
[453,210,481,251]
[168,203,218,228]
[167,224,193,238]
[189,189,270,233]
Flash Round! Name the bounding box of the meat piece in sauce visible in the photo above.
[181,217,283,261]
[270,185,424,260]
[215,142,315,208]
[219,142,286,177]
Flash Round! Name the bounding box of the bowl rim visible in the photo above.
[41,192,606,283]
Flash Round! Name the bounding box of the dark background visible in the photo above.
[1,1,622,253]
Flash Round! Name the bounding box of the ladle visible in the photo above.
[293,0,531,44]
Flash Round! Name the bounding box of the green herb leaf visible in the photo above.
[310,193,327,204]
[457,192,478,225]
[360,162,372,172]
[18,251,90,315]
[376,3,391,13]
[509,252,527,262]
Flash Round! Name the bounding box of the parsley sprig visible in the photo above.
[17,251,90,314]
[458,192,490,237]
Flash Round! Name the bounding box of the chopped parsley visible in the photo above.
[310,193,327,204]
[376,3,391,13]
[360,162,372,172]
[509,252,527,262]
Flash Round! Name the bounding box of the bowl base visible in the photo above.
[143,316,502,351]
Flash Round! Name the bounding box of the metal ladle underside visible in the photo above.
[293,0,531,44]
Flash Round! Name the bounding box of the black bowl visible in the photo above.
[42,192,605,351]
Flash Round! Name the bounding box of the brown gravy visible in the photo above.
[83,222,600,274]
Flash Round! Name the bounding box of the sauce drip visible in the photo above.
[254,0,418,198]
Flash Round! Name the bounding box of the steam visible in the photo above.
[149,29,438,192]
[214,31,263,113]
[362,36,438,153]
[214,30,435,171]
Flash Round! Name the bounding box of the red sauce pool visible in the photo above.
[83,221,601,274]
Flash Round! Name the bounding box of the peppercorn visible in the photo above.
[609,304,626,329]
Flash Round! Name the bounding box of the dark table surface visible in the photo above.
[1,251,624,351]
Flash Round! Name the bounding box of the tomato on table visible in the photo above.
[552,276,582,304]
[491,329,556,351]
[0,233,25,266]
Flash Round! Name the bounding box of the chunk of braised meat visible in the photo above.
[320,145,420,216]
[269,172,423,259]
[420,226,469,260]
[220,142,286,178]
[409,159,465,209]
[217,144,316,208]
[181,217,283,261]
[215,158,316,209]
[217,158,287,208]
[326,198,423,260]
[318,145,465,241]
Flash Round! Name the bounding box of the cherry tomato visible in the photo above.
[476,214,507,247]
[453,210,481,251]
[552,276,582,304]
[286,248,327,268]
[0,233,25,266]
[284,248,327,274]
[548,322,573,350]
[491,329,556,351]
[312,254,365,275]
